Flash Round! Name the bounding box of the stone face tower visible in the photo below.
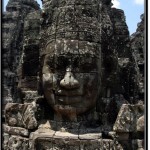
[2,0,144,149]
[2,0,40,106]
[130,14,145,101]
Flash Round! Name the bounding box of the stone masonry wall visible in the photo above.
[2,0,41,107]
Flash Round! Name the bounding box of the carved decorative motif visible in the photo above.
[5,103,38,129]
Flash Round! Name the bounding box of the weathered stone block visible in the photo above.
[116,132,129,141]
[132,139,144,150]
[18,76,38,90]
[3,133,10,150]
[3,124,29,137]
[21,90,38,103]
[30,133,124,150]
[29,129,55,149]
[113,104,144,132]
[7,135,29,150]
[79,133,102,140]
[5,103,38,129]
[137,115,144,132]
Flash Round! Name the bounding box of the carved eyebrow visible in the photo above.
[47,54,99,65]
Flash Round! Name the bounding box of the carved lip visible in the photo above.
[55,89,84,104]
[56,95,82,105]
[55,89,83,97]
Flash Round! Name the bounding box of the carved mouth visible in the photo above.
[56,95,82,105]
[55,89,83,97]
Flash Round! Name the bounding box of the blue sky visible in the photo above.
[3,0,144,35]
[112,0,144,35]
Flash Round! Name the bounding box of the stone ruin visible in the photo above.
[2,0,145,149]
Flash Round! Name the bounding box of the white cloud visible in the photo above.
[134,0,144,5]
[112,0,120,8]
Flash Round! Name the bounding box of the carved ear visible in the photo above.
[42,73,53,84]
[42,65,51,74]
[42,73,57,91]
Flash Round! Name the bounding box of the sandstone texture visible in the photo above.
[2,0,145,149]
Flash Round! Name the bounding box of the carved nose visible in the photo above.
[60,67,80,89]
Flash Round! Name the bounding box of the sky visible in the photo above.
[3,0,144,35]
[112,0,144,35]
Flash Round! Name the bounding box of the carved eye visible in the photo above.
[80,57,96,72]
[72,57,80,70]
[55,56,70,71]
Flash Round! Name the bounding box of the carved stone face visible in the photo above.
[42,40,101,121]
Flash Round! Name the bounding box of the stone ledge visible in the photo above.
[29,130,123,150]
[3,124,29,137]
